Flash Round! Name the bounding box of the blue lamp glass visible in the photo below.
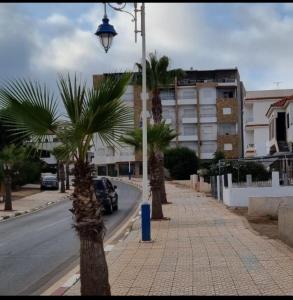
[95,15,117,53]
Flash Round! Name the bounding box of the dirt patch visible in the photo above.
[230,207,279,240]
[11,188,42,201]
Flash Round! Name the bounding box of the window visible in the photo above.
[287,113,290,129]
[201,142,217,153]
[160,89,175,100]
[223,107,231,115]
[218,123,236,135]
[183,124,196,135]
[183,108,196,118]
[179,88,195,99]
[224,144,233,151]
[200,106,216,117]
[223,91,234,98]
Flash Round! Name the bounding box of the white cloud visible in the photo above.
[1,3,293,94]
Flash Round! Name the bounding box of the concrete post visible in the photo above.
[228,173,232,188]
[272,171,280,187]
[246,174,252,186]
[217,175,220,201]
[199,176,204,192]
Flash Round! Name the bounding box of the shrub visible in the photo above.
[164,147,199,180]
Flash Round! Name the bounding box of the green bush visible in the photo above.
[209,160,270,182]
[164,147,199,180]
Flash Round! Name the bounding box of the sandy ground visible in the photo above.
[231,207,279,240]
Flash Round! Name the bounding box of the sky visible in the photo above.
[1,2,293,106]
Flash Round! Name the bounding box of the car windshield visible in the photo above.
[43,176,56,181]
[94,180,106,190]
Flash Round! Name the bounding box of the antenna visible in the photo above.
[273,81,283,88]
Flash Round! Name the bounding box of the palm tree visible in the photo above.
[65,162,70,190]
[0,73,133,295]
[0,144,26,210]
[121,123,177,219]
[135,52,184,204]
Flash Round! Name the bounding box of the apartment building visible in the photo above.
[243,89,293,157]
[92,68,245,176]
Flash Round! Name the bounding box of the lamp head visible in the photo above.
[95,16,117,53]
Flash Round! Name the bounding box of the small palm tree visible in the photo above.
[121,123,177,219]
[0,73,133,295]
[135,52,185,204]
[0,144,26,210]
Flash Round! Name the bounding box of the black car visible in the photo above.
[93,177,118,214]
[40,175,59,190]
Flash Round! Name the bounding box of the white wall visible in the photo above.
[243,98,279,157]
[286,103,293,143]
[254,127,269,156]
[222,172,293,207]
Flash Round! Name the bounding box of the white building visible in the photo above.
[243,89,293,157]
[266,95,293,154]
[93,68,245,176]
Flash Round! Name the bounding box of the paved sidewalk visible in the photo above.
[0,188,71,220]
[65,182,293,296]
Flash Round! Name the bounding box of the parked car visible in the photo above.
[40,175,59,190]
[93,177,118,214]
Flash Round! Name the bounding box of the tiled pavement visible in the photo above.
[65,182,293,296]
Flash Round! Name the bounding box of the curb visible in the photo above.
[0,194,71,223]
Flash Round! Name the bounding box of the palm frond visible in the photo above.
[0,78,59,147]
[81,73,134,147]
[57,73,87,124]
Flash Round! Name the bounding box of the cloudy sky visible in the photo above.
[1,2,293,99]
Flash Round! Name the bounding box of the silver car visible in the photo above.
[40,175,59,190]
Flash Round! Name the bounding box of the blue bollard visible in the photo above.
[141,203,151,241]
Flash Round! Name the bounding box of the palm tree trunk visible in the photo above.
[4,173,12,211]
[66,162,70,190]
[149,153,164,220]
[71,160,111,296]
[151,90,162,124]
[151,92,168,204]
[59,162,65,193]
[158,152,168,204]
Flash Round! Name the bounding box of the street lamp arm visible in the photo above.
[106,3,136,21]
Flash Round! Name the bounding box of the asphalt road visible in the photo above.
[0,180,141,296]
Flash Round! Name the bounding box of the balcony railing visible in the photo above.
[177,78,236,86]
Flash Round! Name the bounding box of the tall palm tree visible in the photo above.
[0,144,26,210]
[0,73,133,295]
[121,123,177,219]
[135,52,184,204]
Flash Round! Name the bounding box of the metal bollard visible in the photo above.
[141,203,151,241]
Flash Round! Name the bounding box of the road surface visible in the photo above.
[0,180,141,295]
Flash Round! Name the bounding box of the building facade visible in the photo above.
[266,95,293,155]
[243,89,293,157]
[93,68,245,176]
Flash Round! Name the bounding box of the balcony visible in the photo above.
[177,78,237,86]
[200,153,215,159]
[161,99,176,106]
[178,135,198,141]
[182,117,197,124]
[200,114,217,123]
[177,99,196,105]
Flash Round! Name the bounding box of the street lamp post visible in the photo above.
[95,3,151,241]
